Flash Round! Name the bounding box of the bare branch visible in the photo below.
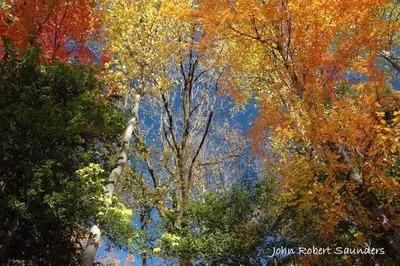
[162,92,179,154]
[187,111,214,181]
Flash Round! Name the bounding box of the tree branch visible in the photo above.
[161,92,179,155]
[187,111,214,181]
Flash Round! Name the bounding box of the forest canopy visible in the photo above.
[0,0,400,265]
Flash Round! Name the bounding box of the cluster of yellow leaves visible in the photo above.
[76,164,133,224]
[99,0,194,95]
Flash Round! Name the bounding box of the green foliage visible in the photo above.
[0,44,125,265]
[156,179,278,265]
[75,164,137,251]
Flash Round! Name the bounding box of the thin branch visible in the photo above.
[228,23,268,45]
[378,50,400,73]
[187,111,214,181]
[161,92,179,154]
[198,154,240,166]
[162,121,178,156]
[132,130,159,188]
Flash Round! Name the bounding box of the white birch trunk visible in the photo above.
[80,94,141,266]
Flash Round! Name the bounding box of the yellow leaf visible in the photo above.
[153,247,161,253]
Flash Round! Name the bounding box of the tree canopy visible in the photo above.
[1,0,400,265]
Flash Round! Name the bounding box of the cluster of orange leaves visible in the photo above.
[0,0,100,63]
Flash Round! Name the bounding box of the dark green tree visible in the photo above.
[0,43,125,265]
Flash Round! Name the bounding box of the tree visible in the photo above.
[80,0,180,263]
[82,1,273,265]
[0,0,99,63]
[0,44,125,265]
[116,64,258,265]
[183,0,400,263]
[154,177,282,265]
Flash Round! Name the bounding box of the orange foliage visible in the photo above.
[0,0,99,63]
[181,0,400,239]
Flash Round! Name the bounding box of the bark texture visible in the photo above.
[80,94,141,266]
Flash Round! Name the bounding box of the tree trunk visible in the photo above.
[140,206,149,266]
[0,218,19,262]
[347,163,400,263]
[180,257,192,266]
[361,190,400,263]
[80,94,141,266]
[180,178,189,231]
[80,225,101,266]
